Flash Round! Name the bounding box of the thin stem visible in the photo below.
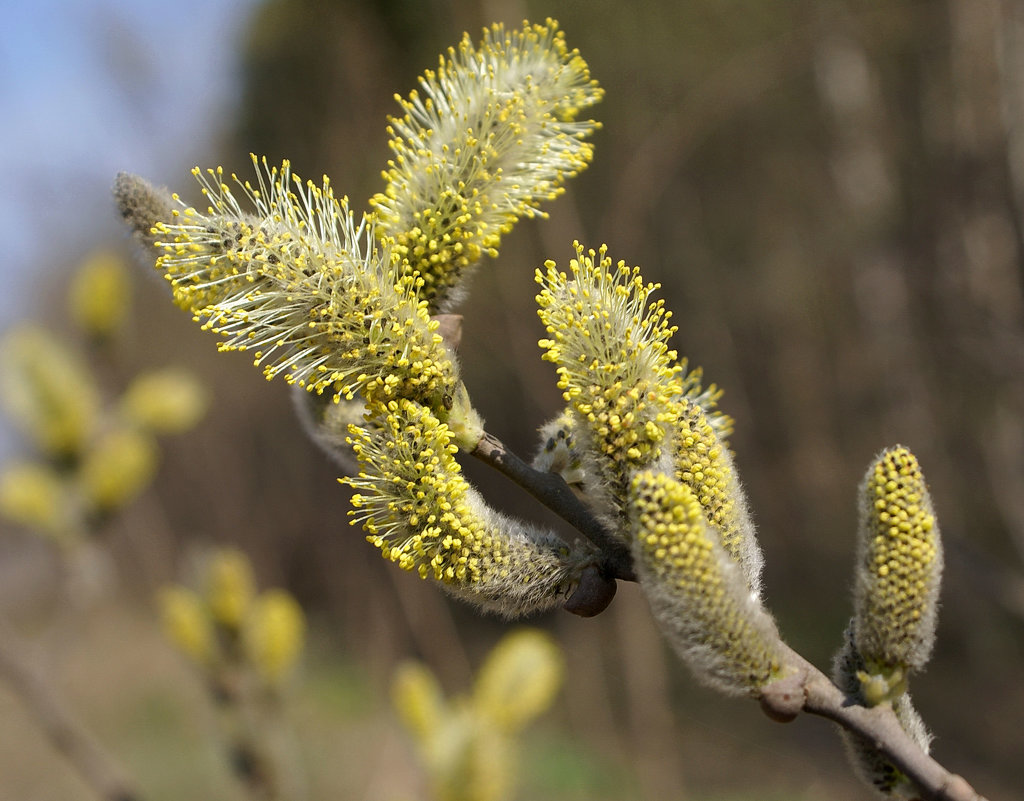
[0,615,142,801]
[762,646,987,801]
[470,430,636,581]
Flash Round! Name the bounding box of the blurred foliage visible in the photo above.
[0,251,208,545]
[393,628,564,801]
[3,0,1024,799]
[160,548,307,800]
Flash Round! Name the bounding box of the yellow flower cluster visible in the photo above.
[629,471,785,696]
[151,158,458,407]
[159,548,305,686]
[347,399,589,616]
[853,446,942,683]
[536,244,681,488]
[372,19,602,310]
[535,243,759,592]
[0,327,101,459]
[68,249,130,339]
[393,628,563,801]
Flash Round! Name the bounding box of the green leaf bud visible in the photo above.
[833,627,933,799]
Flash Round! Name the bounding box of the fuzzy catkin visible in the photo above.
[630,471,787,696]
[346,398,594,617]
[853,446,942,677]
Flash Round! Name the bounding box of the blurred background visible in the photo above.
[1,0,1023,799]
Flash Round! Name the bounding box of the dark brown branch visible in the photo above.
[470,430,636,582]
[759,646,987,801]
[0,616,142,801]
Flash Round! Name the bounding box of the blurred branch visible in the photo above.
[0,615,142,801]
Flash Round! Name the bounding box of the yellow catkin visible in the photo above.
[346,398,591,617]
[853,446,942,678]
[372,19,602,310]
[630,471,786,696]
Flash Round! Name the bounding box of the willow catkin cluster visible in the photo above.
[673,396,762,597]
[534,242,763,598]
[372,19,603,311]
[829,446,943,798]
[346,398,595,617]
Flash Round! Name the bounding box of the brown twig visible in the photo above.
[470,430,635,581]
[758,646,987,801]
[0,615,141,801]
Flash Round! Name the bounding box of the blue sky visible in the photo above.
[0,0,256,330]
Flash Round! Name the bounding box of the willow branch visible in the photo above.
[470,430,636,581]
[0,616,141,801]
[758,645,987,801]
[472,433,987,799]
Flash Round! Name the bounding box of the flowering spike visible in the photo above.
[853,446,943,685]
[472,628,564,733]
[159,587,215,666]
[536,243,682,528]
[78,427,159,513]
[69,249,131,339]
[119,368,208,435]
[205,548,256,630]
[345,398,595,617]
[243,589,306,684]
[629,471,788,696]
[132,157,458,408]
[0,463,78,542]
[372,19,602,310]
